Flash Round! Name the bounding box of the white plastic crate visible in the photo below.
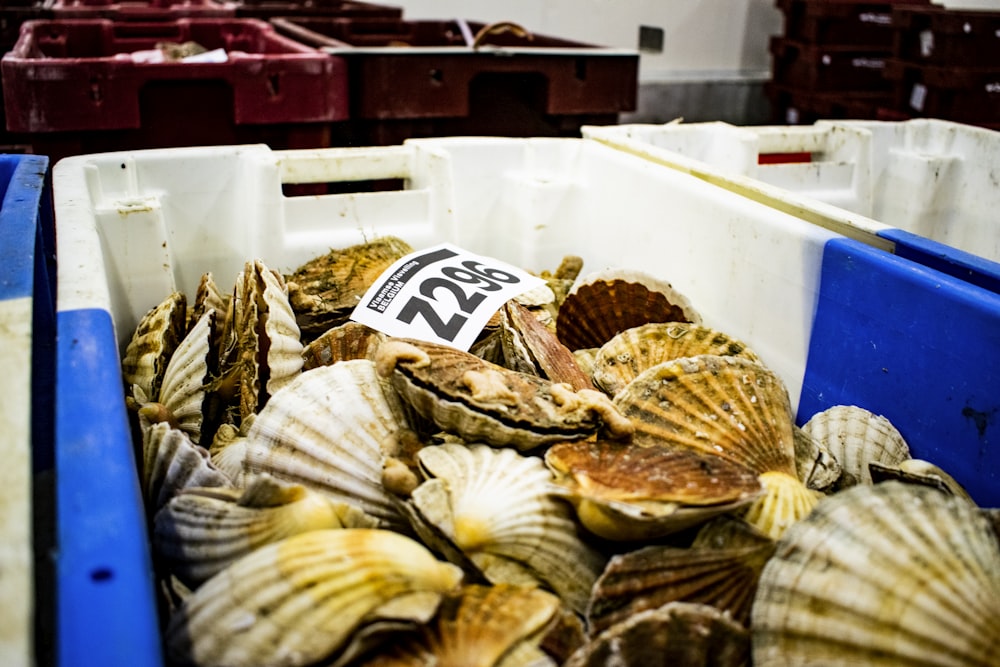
[52,137,1000,666]
[583,119,1000,284]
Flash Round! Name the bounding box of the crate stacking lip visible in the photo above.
[776,0,931,48]
[235,0,402,20]
[52,137,1000,664]
[50,0,238,20]
[1,17,348,134]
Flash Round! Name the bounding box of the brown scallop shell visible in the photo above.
[499,300,593,391]
[302,321,387,371]
[122,291,188,404]
[375,338,633,451]
[555,269,702,352]
[591,322,761,397]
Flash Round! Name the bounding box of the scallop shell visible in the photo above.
[165,528,464,667]
[287,236,414,342]
[153,474,378,586]
[242,359,413,528]
[571,348,599,381]
[122,291,188,403]
[406,443,607,615]
[208,422,248,487]
[555,269,702,352]
[591,322,761,397]
[868,458,974,503]
[545,439,762,541]
[752,481,1000,666]
[567,602,750,667]
[355,584,563,667]
[499,300,593,391]
[375,339,633,451]
[190,271,228,335]
[741,470,823,541]
[301,321,386,371]
[141,422,231,515]
[800,404,910,487]
[792,425,843,491]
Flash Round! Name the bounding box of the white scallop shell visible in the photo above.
[122,291,187,403]
[153,308,216,444]
[165,529,465,667]
[142,422,231,515]
[408,443,606,615]
[752,481,1000,666]
[208,423,249,486]
[801,405,910,486]
[242,360,412,528]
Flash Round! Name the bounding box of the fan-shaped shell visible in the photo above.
[752,481,1000,666]
[153,474,378,586]
[567,602,750,667]
[545,439,761,541]
[801,405,910,487]
[375,339,633,451]
[499,300,592,391]
[122,291,188,403]
[591,322,761,397]
[869,458,974,503]
[406,443,607,615]
[793,426,843,491]
[302,321,386,371]
[142,422,231,515]
[190,271,228,335]
[165,528,464,667]
[742,471,823,541]
[209,423,249,487]
[555,269,702,352]
[242,359,413,528]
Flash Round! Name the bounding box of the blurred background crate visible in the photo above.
[235,0,401,20]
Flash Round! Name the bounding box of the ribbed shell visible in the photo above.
[566,602,750,667]
[242,360,412,528]
[801,405,910,486]
[165,528,464,667]
[613,355,798,477]
[153,475,378,586]
[301,321,386,371]
[793,426,843,491]
[356,584,562,667]
[499,300,593,391]
[209,423,248,487]
[742,471,823,540]
[154,309,217,445]
[142,422,231,515]
[122,291,188,402]
[592,322,761,397]
[752,482,1000,667]
[555,269,702,352]
[409,443,607,615]
[190,271,228,336]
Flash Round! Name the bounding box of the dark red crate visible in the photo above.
[1,18,348,163]
[777,0,930,48]
[892,5,1000,67]
[883,58,1000,125]
[50,0,237,20]
[765,81,892,124]
[235,0,401,20]
[270,16,638,145]
[770,36,891,92]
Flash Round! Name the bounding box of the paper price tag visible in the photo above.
[350,243,546,351]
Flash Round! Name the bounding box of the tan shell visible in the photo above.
[591,322,761,397]
[287,236,414,342]
[555,269,702,352]
[165,529,464,667]
[800,404,910,487]
[141,422,231,515]
[567,602,750,667]
[375,339,633,451]
[243,359,414,529]
[405,443,607,615]
[208,422,249,487]
[301,321,386,371]
[752,481,1000,666]
[869,458,974,503]
[153,474,378,586]
[190,271,228,336]
[355,584,563,667]
[792,425,843,491]
[545,439,762,541]
[499,300,593,391]
[122,290,188,403]
[571,348,599,381]
[741,471,823,541]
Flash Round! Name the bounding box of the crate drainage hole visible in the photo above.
[90,567,114,583]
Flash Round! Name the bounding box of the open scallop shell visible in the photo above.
[122,290,188,404]
[800,404,910,487]
[752,481,1000,666]
[555,269,702,352]
[142,422,232,516]
[190,271,228,337]
[567,602,750,667]
[165,528,464,667]
[545,439,761,541]
[301,321,386,371]
[591,322,761,397]
[499,300,593,391]
[405,443,607,615]
[375,339,633,451]
[153,474,378,587]
[242,359,414,529]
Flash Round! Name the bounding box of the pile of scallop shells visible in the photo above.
[122,236,1000,667]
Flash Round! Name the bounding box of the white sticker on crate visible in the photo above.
[909,83,927,111]
[350,243,546,350]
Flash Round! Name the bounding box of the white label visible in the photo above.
[350,243,546,350]
[858,12,891,26]
[920,30,935,58]
[851,58,885,69]
[909,83,927,112]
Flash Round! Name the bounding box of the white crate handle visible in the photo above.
[275,146,414,185]
[754,126,832,156]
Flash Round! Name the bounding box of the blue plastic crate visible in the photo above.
[0,153,53,667]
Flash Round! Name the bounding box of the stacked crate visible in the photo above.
[767,0,929,124]
[885,4,1000,128]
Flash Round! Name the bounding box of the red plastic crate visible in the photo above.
[765,81,892,124]
[51,0,237,20]
[883,58,1000,126]
[892,5,1000,67]
[777,0,930,48]
[770,36,891,92]
[270,17,638,145]
[235,0,401,20]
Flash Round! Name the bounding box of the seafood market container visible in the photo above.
[583,118,1000,291]
[0,18,348,165]
[50,0,237,21]
[769,35,891,92]
[270,16,639,145]
[0,153,53,667]
[891,4,1000,67]
[52,136,1000,664]
[235,0,401,20]
[776,0,929,48]
[881,57,1000,127]
[763,81,892,125]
